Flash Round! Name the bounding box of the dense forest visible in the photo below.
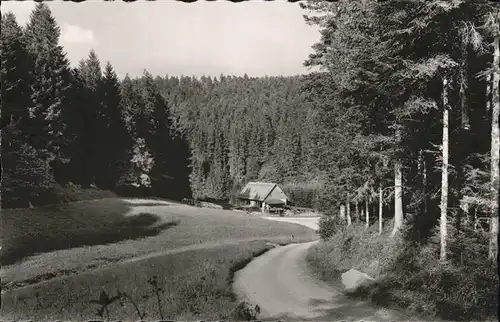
[1,1,499,263]
[159,74,322,204]
[1,3,325,210]
[300,0,499,262]
[300,1,498,319]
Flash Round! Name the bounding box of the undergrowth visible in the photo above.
[307,216,499,321]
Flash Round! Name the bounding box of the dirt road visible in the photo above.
[262,216,320,231]
[233,240,410,321]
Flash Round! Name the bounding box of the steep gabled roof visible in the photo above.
[239,182,277,201]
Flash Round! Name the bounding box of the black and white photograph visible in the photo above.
[0,0,499,321]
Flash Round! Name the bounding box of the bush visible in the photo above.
[232,301,260,320]
[2,181,118,209]
[282,182,323,208]
[34,183,117,206]
[1,139,54,209]
[317,215,346,239]
[376,226,499,321]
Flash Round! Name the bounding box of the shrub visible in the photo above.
[232,301,260,320]
[1,139,54,209]
[379,226,499,321]
[282,182,323,208]
[317,215,346,239]
[32,183,117,206]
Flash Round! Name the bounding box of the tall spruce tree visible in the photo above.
[23,3,72,176]
[140,70,174,197]
[78,50,104,186]
[1,12,32,128]
[101,61,132,189]
[1,12,52,208]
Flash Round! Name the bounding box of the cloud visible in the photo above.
[60,23,96,45]
[3,1,320,78]
[0,1,36,26]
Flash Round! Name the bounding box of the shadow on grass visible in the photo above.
[1,210,179,266]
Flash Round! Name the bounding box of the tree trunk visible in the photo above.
[486,73,492,112]
[440,77,450,263]
[489,19,500,261]
[418,149,427,216]
[365,198,370,228]
[460,51,470,130]
[379,185,383,234]
[423,152,429,214]
[346,195,352,226]
[355,202,359,222]
[392,158,403,236]
[340,204,346,220]
[0,122,2,210]
[461,199,470,226]
[456,115,469,241]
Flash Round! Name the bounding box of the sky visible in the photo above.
[1,0,321,79]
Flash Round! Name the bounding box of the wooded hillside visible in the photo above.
[1,3,322,210]
[2,2,499,265]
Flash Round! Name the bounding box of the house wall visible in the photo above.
[248,200,264,208]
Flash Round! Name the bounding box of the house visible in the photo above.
[238,182,289,212]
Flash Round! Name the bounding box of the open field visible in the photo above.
[1,198,318,320]
[0,198,177,266]
[2,240,277,321]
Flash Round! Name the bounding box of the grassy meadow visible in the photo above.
[1,198,318,320]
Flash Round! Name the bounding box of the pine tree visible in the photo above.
[76,50,104,186]
[64,67,88,185]
[141,70,174,197]
[23,3,72,172]
[101,61,132,189]
[1,12,36,207]
[1,12,32,128]
[2,124,53,208]
[119,75,140,136]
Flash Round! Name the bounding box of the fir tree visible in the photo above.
[23,3,73,183]
[100,62,133,189]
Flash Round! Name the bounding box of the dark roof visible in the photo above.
[239,182,277,201]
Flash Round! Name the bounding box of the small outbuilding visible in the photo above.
[238,182,289,213]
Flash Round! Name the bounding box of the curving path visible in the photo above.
[234,216,411,321]
[262,216,320,231]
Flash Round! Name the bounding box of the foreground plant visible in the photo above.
[90,276,165,320]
